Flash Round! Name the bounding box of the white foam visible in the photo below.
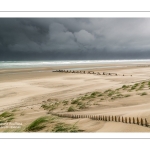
[0,59,150,69]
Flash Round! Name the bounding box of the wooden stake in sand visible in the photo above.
[103,116,105,121]
[96,116,98,120]
[129,117,131,124]
[115,116,117,122]
[118,116,120,122]
[141,118,143,126]
[145,118,148,127]
[122,117,124,123]
[109,116,110,121]
[112,116,114,121]
[99,116,101,120]
[137,117,139,125]
[125,117,127,123]
[105,116,107,121]
[133,117,135,124]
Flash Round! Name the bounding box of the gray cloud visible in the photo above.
[0,18,150,60]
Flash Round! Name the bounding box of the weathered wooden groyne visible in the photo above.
[51,113,149,128]
[52,70,132,76]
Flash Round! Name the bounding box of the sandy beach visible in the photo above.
[1,62,150,132]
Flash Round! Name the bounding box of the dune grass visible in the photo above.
[140,92,147,96]
[79,103,87,109]
[0,112,13,118]
[68,106,75,112]
[25,116,56,132]
[52,122,80,132]
[0,112,14,124]
[124,94,131,97]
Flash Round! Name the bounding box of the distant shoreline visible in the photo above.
[1,59,150,69]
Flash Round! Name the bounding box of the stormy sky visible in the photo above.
[0,18,150,60]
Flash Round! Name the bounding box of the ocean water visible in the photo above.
[0,60,150,69]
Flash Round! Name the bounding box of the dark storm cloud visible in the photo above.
[1,18,150,60]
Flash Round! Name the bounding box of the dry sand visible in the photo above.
[0,62,150,132]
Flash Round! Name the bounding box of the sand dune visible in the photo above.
[1,63,150,132]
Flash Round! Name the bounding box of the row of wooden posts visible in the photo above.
[53,70,132,76]
[53,113,148,127]
[53,70,117,75]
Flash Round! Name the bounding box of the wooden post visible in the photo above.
[133,117,135,124]
[118,116,120,122]
[97,116,99,120]
[137,117,139,125]
[125,117,127,123]
[115,116,117,122]
[109,116,110,121]
[145,118,148,127]
[129,117,131,124]
[103,116,105,121]
[112,116,114,121]
[96,116,98,120]
[122,117,124,123]
[141,118,143,126]
[99,116,101,120]
[105,116,107,121]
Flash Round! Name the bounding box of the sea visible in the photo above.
[0,60,150,69]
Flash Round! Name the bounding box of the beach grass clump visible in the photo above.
[104,89,112,93]
[12,109,18,112]
[62,100,69,105]
[41,103,57,111]
[107,90,115,97]
[98,93,103,97]
[134,83,139,87]
[140,92,147,96]
[71,99,80,104]
[41,104,49,109]
[112,93,124,99]
[52,122,80,132]
[81,97,86,100]
[79,103,87,109]
[7,117,15,122]
[77,101,83,106]
[131,86,136,90]
[124,94,131,97]
[137,84,144,90]
[130,83,139,90]
[122,85,129,89]
[91,91,100,96]
[68,106,75,112]
[0,112,14,118]
[0,112,14,124]
[25,116,55,132]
